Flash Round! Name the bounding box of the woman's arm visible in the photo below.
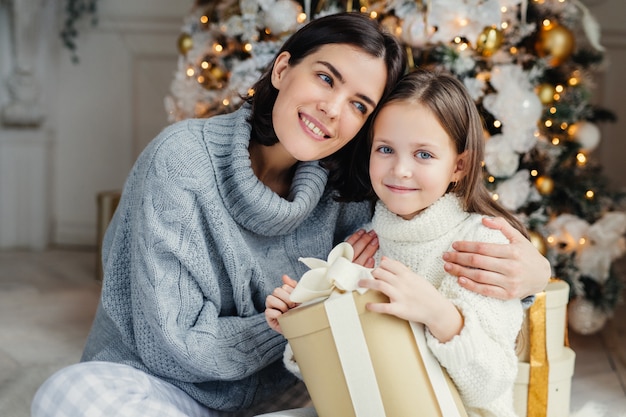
[443,217,550,300]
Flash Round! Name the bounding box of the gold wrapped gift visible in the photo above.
[513,279,575,417]
[279,290,467,417]
[277,243,467,417]
[514,347,575,417]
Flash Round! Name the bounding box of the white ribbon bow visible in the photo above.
[290,242,374,303]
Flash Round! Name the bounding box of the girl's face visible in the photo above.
[271,44,387,162]
[369,101,467,220]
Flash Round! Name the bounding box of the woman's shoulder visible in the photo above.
[142,119,208,160]
[129,118,218,191]
[146,107,250,159]
[142,112,242,166]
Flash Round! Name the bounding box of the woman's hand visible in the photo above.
[265,275,300,334]
[443,217,551,300]
[345,229,379,268]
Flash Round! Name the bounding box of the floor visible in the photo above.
[0,248,624,417]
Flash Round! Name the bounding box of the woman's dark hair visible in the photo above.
[359,69,528,237]
[245,12,406,200]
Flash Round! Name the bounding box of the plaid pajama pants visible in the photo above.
[31,361,311,417]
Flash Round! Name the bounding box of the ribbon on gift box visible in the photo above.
[527,290,548,417]
[526,278,570,417]
[290,242,463,417]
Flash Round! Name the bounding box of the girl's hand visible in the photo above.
[345,229,379,268]
[443,217,550,300]
[265,275,300,334]
[359,257,462,342]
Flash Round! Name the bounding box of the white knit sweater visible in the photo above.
[371,193,523,417]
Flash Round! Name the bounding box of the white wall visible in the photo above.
[0,0,624,249]
[587,0,626,192]
[49,0,193,245]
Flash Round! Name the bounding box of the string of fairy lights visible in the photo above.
[165,0,625,333]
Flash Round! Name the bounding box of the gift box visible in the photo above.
[255,407,317,417]
[96,190,121,280]
[513,279,576,417]
[516,279,571,362]
[278,288,467,417]
[514,347,575,417]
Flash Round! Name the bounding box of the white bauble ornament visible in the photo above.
[515,89,543,129]
[569,121,601,152]
[264,0,302,35]
[401,14,432,47]
[568,297,608,335]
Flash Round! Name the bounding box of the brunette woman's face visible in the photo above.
[270,44,387,162]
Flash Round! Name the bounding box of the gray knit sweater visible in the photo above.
[81,105,370,411]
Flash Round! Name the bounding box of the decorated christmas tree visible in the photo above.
[164,0,625,334]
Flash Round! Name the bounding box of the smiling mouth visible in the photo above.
[301,114,329,139]
[386,184,417,192]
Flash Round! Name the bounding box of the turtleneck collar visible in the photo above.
[204,106,330,236]
[372,193,470,243]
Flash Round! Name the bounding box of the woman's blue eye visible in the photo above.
[354,102,367,114]
[417,151,432,159]
[319,74,332,86]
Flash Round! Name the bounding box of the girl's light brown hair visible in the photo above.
[365,68,528,237]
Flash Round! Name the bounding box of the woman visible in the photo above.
[32,12,549,417]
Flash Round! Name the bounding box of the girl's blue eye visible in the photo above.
[377,146,393,154]
[416,151,432,159]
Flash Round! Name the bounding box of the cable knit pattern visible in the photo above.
[371,194,523,417]
[81,105,371,411]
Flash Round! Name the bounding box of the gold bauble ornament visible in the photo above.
[209,66,227,81]
[536,175,554,195]
[198,57,230,90]
[476,26,503,57]
[535,23,575,66]
[177,33,194,55]
[536,83,556,105]
[528,231,548,256]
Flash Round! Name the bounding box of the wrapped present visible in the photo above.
[516,279,571,362]
[513,279,575,417]
[96,190,121,280]
[255,407,317,417]
[277,243,467,417]
[514,347,575,417]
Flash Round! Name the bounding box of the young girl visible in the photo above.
[266,69,526,417]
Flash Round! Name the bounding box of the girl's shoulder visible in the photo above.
[461,213,511,245]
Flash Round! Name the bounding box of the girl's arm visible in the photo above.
[443,217,550,300]
[426,275,523,409]
[265,275,299,334]
[360,257,463,343]
[265,228,377,334]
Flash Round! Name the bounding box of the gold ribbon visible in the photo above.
[528,290,548,416]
